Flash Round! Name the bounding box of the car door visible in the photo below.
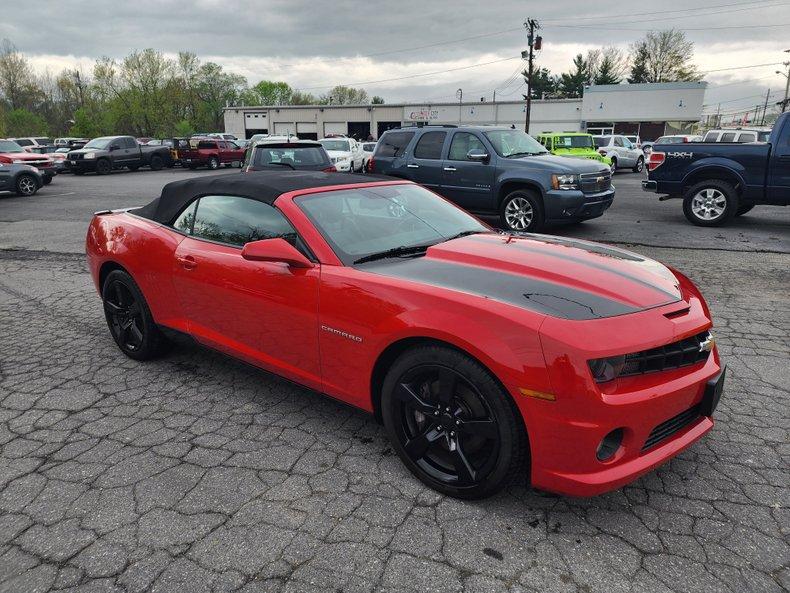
[621,136,639,165]
[0,164,12,191]
[440,131,497,211]
[401,131,447,190]
[170,194,322,389]
[767,117,790,204]
[612,136,632,166]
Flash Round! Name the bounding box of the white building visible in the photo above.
[223,82,706,142]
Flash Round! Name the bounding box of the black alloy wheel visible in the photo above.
[382,346,528,498]
[102,270,168,360]
[95,158,112,175]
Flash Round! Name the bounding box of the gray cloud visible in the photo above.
[4,0,789,110]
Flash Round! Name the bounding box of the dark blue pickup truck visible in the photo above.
[642,112,789,226]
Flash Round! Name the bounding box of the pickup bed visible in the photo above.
[66,136,172,175]
[642,112,790,226]
[181,139,245,170]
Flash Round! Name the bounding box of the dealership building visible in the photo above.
[223,81,707,142]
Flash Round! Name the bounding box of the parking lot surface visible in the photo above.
[0,170,788,593]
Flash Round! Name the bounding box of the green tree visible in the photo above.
[5,108,48,136]
[174,119,195,137]
[248,80,293,105]
[371,95,385,104]
[586,47,627,85]
[0,40,41,111]
[290,90,317,105]
[629,30,702,83]
[559,54,589,99]
[320,85,368,105]
[524,67,559,99]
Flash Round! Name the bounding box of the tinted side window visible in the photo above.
[703,132,718,142]
[448,132,486,160]
[375,132,414,157]
[124,137,137,149]
[720,132,736,142]
[198,141,218,150]
[413,131,446,159]
[191,195,295,247]
[738,133,756,143]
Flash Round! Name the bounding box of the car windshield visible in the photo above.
[0,140,25,153]
[296,184,489,266]
[593,136,609,148]
[252,147,326,167]
[555,135,594,149]
[483,130,547,157]
[320,139,350,152]
[83,137,113,149]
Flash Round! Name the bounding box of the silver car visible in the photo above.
[593,135,645,173]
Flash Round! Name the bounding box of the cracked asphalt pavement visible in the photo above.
[0,170,788,593]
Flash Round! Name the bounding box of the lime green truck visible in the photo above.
[536,132,612,167]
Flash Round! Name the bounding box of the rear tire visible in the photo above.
[381,345,528,499]
[15,174,38,196]
[682,180,738,227]
[102,270,169,361]
[150,155,164,171]
[500,189,544,233]
[208,157,220,170]
[632,156,644,173]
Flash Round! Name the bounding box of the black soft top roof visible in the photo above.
[134,171,392,224]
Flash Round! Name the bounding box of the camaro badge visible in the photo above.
[321,325,363,343]
[698,334,715,353]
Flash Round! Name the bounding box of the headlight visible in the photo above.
[588,355,626,383]
[84,152,97,159]
[551,174,580,190]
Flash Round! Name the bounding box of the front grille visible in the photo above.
[642,404,701,452]
[580,171,612,194]
[68,152,83,160]
[620,331,711,378]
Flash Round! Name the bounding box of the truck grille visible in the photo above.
[68,152,84,160]
[580,171,612,194]
[642,404,701,452]
[620,331,711,378]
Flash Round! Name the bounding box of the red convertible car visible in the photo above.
[86,172,724,498]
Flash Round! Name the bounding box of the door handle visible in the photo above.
[443,166,457,172]
[406,163,419,168]
[176,255,197,270]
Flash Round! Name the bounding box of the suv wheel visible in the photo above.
[632,157,644,173]
[150,155,164,171]
[683,180,738,227]
[95,159,112,175]
[500,190,544,233]
[208,157,220,170]
[609,157,617,173]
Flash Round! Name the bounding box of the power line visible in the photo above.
[701,61,785,74]
[549,21,790,32]
[539,0,780,22]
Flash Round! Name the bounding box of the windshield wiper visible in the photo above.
[354,244,431,265]
[508,151,547,158]
[442,230,483,242]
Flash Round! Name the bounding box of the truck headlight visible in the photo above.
[551,174,580,190]
[84,152,97,159]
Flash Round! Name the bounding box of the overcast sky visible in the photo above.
[4,0,789,116]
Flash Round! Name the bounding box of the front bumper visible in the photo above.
[66,159,97,173]
[545,188,615,222]
[333,160,352,172]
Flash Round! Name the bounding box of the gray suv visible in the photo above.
[370,125,614,232]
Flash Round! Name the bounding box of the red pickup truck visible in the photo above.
[181,139,246,170]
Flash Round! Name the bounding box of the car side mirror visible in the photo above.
[241,238,313,268]
[467,149,489,162]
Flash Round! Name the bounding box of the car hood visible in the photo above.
[506,153,609,174]
[360,233,681,320]
[67,149,96,156]
[0,152,45,161]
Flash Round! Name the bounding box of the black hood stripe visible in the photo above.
[362,257,659,320]
[467,235,680,302]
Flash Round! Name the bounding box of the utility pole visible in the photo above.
[761,89,771,125]
[777,49,790,113]
[523,18,541,133]
[456,88,463,124]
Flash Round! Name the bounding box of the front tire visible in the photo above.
[15,174,38,196]
[632,157,644,173]
[683,180,738,227]
[102,270,169,361]
[381,346,528,499]
[500,189,544,233]
[208,157,220,170]
[95,159,112,175]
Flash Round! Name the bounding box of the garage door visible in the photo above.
[273,122,296,136]
[296,122,318,140]
[323,122,347,137]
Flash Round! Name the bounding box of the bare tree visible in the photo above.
[629,30,702,83]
